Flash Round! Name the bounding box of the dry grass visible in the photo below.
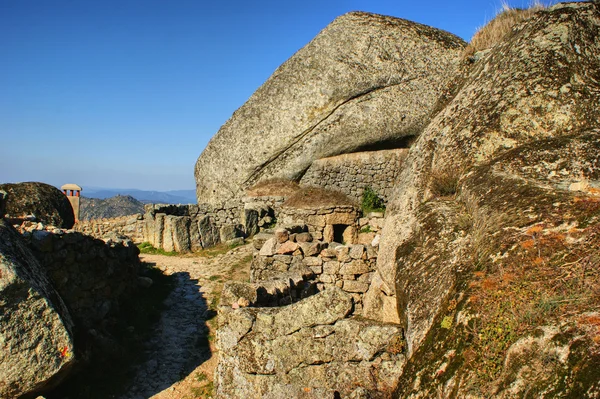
[246,178,300,197]
[283,187,356,209]
[463,1,545,59]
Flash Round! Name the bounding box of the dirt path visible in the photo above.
[118,244,253,399]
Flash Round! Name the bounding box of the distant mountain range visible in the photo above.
[80,195,145,220]
[82,187,196,204]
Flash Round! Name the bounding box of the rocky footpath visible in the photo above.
[195,11,465,205]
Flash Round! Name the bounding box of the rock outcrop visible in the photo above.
[215,288,404,399]
[195,11,465,205]
[0,219,75,398]
[0,182,75,228]
[358,2,600,396]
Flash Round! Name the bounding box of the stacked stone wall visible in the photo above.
[250,224,379,314]
[75,214,144,243]
[15,221,140,331]
[142,202,244,252]
[299,149,408,203]
[278,205,359,243]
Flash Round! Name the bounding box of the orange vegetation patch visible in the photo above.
[246,178,300,197]
[282,187,356,209]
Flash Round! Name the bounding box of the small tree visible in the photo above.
[361,187,385,214]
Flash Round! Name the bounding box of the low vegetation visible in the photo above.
[283,187,356,208]
[246,178,300,197]
[430,169,460,198]
[463,1,545,59]
[361,186,385,214]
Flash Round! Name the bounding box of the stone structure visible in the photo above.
[0,182,75,228]
[142,202,244,252]
[251,226,378,314]
[278,204,360,243]
[75,213,144,243]
[16,221,141,331]
[195,11,465,205]
[300,149,408,203]
[215,288,405,399]
[61,183,82,222]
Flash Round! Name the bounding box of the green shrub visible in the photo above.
[361,187,385,214]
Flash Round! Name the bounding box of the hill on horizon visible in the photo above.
[80,195,145,220]
[81,187,196,204]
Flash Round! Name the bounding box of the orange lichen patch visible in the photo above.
[303,387,312,393]
[474,271,486,279]
[532,257,545,266]
[587,187,600,196]
[526,225,544,235]
[501,273,516,284]
[580,315,600,327]
[521,239,535,249]
[481,278,498,290]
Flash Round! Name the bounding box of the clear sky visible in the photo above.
[0,0,566,191]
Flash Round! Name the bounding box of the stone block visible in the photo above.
[349,244,365,259]
[275,228,289,243]
[336,246,350,262]
[323,261,340,274]
[276,241,299,255]
[343,280,370,293]
[273,254,293,264]
[302,256,323,267]
[296,232,313,243]
[259,237,277,256]
[343,225,357,245]
[323,224,334,242]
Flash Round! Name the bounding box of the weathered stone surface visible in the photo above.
[0,219,75,397]
[242,208,260,237]
[360,3,600,396]
[0,182,75,228]
[198,215,220,248]
[253,232,274,250]
[276,241,299,255]
[195,12,465,205]
[220,223,243,243]
[259,237,278,256]
[215,288,404,398]
[274,228,289,243]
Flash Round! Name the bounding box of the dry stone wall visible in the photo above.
[250,224,379,314]
[142,202,244,252]
[15,221,140,331]
[300,149,408,203]
[75,214,144,243]
[278,205,360,243]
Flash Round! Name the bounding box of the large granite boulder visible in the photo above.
[195,11,465,205]
[0,182,75,228]
[361,2,600,396]
[215,288,404,398]
[0,219,75,397]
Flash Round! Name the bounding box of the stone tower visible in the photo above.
[61,183,82,222]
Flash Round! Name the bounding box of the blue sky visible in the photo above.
[0,0,565,191]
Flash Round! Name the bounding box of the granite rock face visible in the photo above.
[0,219,75,398]
[372,0,600,330]
[195,11,465,205]
[358,2,600,396]
[0,182,75,228]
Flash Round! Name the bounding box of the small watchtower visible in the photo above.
[61,183,82,222]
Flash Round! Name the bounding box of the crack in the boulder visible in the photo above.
[242,74,422,187]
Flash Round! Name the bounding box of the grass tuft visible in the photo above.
[361,187,386,214]
[283,187,356,209]
[246,178,300,197]
[463,2,545,59]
